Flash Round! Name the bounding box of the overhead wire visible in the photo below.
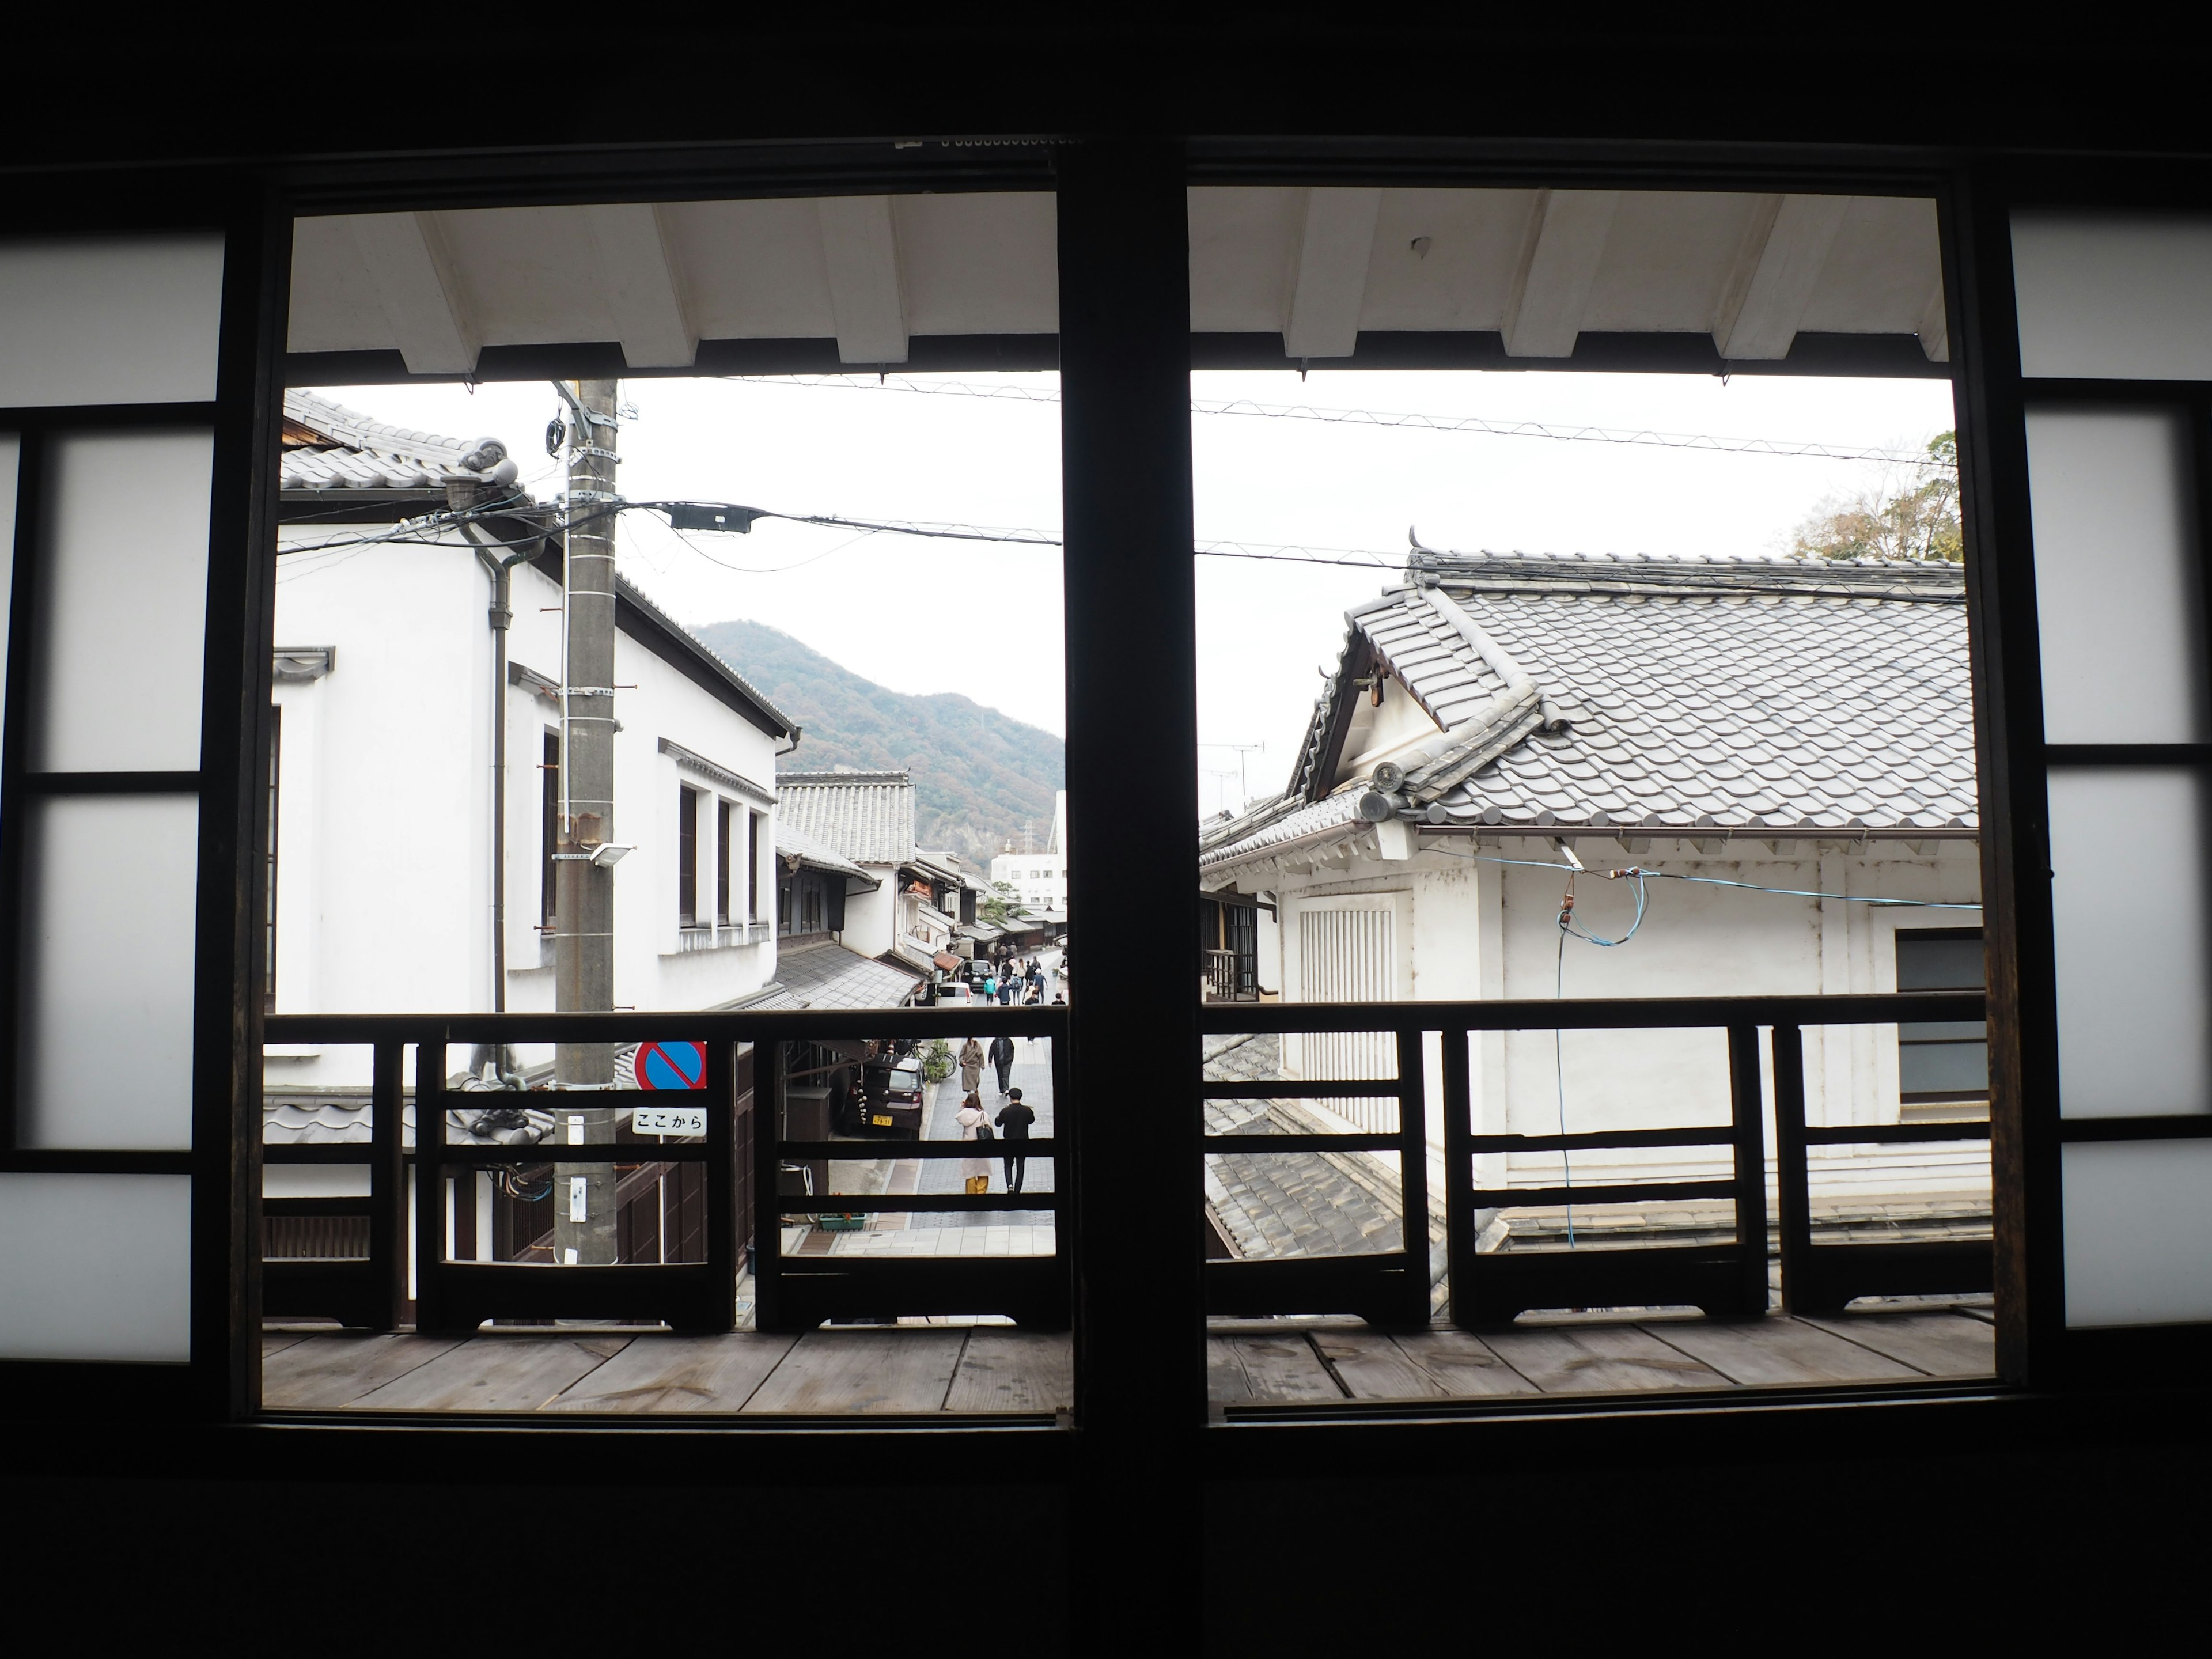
[727,373,1956,468]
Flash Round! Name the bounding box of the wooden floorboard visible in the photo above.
[543,1333,798,1412]
[742,1328,968,1414]
[1643,1316,1922,1387]
[942,1330,1073,1413]
[1312,1327,1540,1399]
[1205,1334,1346,1403]
[262,1334,464,1410]
[260,1332,312,1360]
[1799,1312,1995,1378]
[1384,1328,1542,1397]
[1481,1323,1734,1393]
[1311,1328,1448,1399]
[344,1334,631,1412]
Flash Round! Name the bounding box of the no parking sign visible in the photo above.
[632,1040,706,1090]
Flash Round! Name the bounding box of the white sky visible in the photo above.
[311,368,1955,815]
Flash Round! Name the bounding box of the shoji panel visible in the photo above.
[0,234,224,407]
[0,234,224,1366]
[2014,213,2212,381]
[0,1174,192,1359]
[2017,209,2212,1332]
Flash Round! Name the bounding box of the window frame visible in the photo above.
[6,132,2205,1455]
[677,782,699,928]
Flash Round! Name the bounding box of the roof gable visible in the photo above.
[1205,547,1975,870]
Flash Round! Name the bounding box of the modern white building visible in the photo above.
[1199,547,1984,1249]
[265,392,799,1098]
[990,789,1069,912]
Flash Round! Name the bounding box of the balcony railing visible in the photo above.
[1199,991,1990,1328]
[1203,949,1259,1003]
[263,993,1983,1339]
[260,1005,1065,1334]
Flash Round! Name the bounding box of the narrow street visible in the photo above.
[813,955,1062,1259]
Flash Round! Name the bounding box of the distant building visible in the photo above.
[777,769,973,983]
[990,789,1069,912]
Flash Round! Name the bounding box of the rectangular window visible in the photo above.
[678,785,699,926]
[541,729,559,926]
[265,707,280,1013]
[748,810,761,922]
[1897,929,1988,1106]
[716,798,732,925]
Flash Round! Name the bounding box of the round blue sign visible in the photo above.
[633,1040,707,1090]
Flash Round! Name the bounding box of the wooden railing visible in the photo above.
[1200,993,1990,1327]
[260,1006,1067,1335]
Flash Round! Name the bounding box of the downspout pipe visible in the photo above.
[465,513,538,1088]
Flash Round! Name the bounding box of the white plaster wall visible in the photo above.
[838,867,897,956]
[266,537,783,1089]
[1228,831,1984,1197]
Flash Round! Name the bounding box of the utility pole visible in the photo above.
[554,379,620,1267]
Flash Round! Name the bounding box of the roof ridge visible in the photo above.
[283,388,509,471]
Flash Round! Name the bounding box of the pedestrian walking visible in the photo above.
[988,1032,1016,1095]
[956,1090,993,1194]
[957,1037,984,1093]
[995,1086,1036,1195]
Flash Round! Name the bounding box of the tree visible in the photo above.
[1791,431,1961,563]
[979,879,1023,927]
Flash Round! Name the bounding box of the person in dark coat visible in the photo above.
[994,1086,1036,1194]
[988,1033,1016,1095]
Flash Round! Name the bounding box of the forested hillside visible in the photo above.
[693,618,1064,865]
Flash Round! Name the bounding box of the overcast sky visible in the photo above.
[314,368,1955,815]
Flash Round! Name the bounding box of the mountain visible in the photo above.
[691,618,1064,867]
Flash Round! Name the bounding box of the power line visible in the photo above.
[728,373,1953,468]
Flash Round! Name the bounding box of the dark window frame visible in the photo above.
[715,797,731,926]
[264,706,279,1013]
[7,130,2208,1478]
[1897,926,1990,1104]
[540,728,559,927]
[677,783,699,927]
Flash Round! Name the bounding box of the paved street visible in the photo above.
[810,953,1060,1259]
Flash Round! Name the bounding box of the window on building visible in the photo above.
[748,810,760,922]
[264,708,280,1013]
[716,798,732,926]
[541,729,559,926]
[678,785,699,926]
[1897,928,1988,1109]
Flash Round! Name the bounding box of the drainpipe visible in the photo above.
[464,513,537,1088]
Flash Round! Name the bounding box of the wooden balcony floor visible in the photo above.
[262,1301,1993,1415]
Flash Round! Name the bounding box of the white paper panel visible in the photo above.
[0,234,224,407]
[2048,768,2212,1118]
[19,795,199,1149]
[31,429,211,771]
[2028,406,2207,743]
[2014,212,2212,381]
[2062,1140,2212,1327]
[0,434,16,783]
[0,1174,190,1359]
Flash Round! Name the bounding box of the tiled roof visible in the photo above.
[776,822,878,885]
[771,938,922,1009]
[1204,547,1975,871]
[778,771,916,866]
[1202,1033,1444,1269]
[280,390,522,492]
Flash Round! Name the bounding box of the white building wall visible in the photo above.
[989,849,1067,911]
[1240,833,1983,1196]
[266,536,782,1089]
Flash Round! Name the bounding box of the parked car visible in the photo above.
[849,1052,927,1139]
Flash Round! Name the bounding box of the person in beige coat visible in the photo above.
[958,1038,985,1093]
[956,1090,993,1193]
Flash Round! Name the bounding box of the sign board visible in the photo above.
[632,1104,707,1137]
[632,1040,707,1091]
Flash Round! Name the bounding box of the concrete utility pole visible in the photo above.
[554,378,620,1267]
